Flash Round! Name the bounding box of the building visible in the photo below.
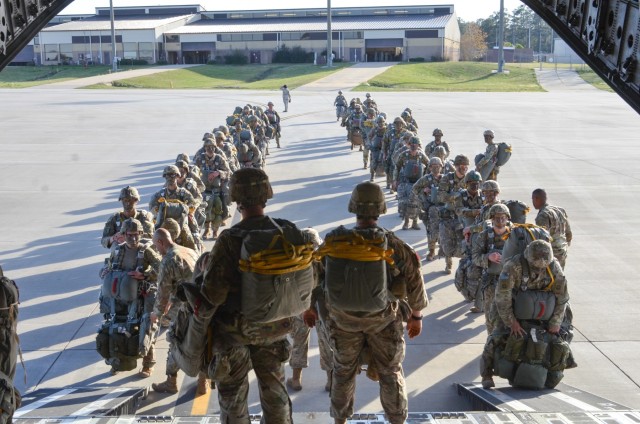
[34,4,460,66]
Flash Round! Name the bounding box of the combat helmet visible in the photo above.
[483,129,495,138]
[489,203,510,219]
[214,131,225,140]
[393,117,405,126]
[338,90,343,94]
[367,108,376,116]
[175,160,189,172]
[122,217,143,234]
[203,138,215,147]
[163,165,180,178]
[176,153,190,164]
[375,116,386,126]
[464,170,482,183]
[348,182,387,216]
[202,132,213,141]
[432,128,443,136]
[429,157,443,167]
[401,110,411,120]
[247,115,258,124]
[524,240,554,269]
[454,155,470,166]
[409,136,421,146]
[240,130,253,141]
[433,145,447,159]
[119,186,140,201]
[481,180,500,193]
[160,217,180,241]
[365,93,371,98]
[229,168,273,206]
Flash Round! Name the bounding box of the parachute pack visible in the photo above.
[495,142,512,166]
[318,226,396,314]
[502,223,552,264]
[234,217,315,324]
[155,196,189,230]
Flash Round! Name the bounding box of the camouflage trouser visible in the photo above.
[479,325,509,379]
[385,159,395,187]
[204,191,226,228]
[426,206,441,249]
[454,253,483,309]
[370,150,384,177]
[397,183,413,218]
[362,146,370,166]
[482,274,500,335]
[552,247,568,269]
[142,344,156,368]
[213,338,292,424]
[289,315,333,372]
[329,315,407,424]
[439,217,464,258]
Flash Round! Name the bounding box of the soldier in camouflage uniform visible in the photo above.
[402,107,419,129]
[214,131,239,172]
[475,129,500,181]
[437,155,470,274]
[367,116,387,182]
[361,108,378,169]
[102,186,155,249]
[334,91,347,121]
[400,110,417,133]
[176,159,206,232]
[320,182,428,424]
[149,165,199,247]
[263,102,282,148]
[195,140,231,240]
[345,104,366,152]
[234,129,263,170]
[472,204,512,335]
[413,157,445,261]
[382,117,405,191]
[479,240,569,389]
[176,153,205,192]
[424,128,450,159]
[454,171,484,312]
[432,145,455,174]
[394,136,429,230]
[103,218,162,376]
[363,92,378,112]
[149,229,211,395]
[532,189,573,269]
[160,218,201,255]
[202,168,308,424]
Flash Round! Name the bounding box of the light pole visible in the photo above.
[326,0,332,67]
[497,0,505,72]
[109,0,117,72]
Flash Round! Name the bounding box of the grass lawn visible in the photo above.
[86,63,352,89]
[575,68,614,91]
[0,65,145,88]
[354,62,544,92]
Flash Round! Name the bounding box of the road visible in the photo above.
[1,84,639,417]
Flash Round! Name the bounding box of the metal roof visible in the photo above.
[41,14,193,31]
[171,14,453,35]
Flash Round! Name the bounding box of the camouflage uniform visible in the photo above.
[424,140,450,159]
[327,231,428,424]
[361,113,376,168]
[535,204,572,268]
[153,244,199,374]
[412,172,443,251]
[437,172,467,266]
[472,222,511,334]
[346,110,366,151]
[367,120,387,181]
[382,122,404,190]
[454,189,484,309]
[195,150,231,238]
[234,135,263,169]
[203,215,301,424]
[480,248,569,382]
[394,148,429,226]
[149,185,197,241]
[476,143,500,181]
[102,210,154,249]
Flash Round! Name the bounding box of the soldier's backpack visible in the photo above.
[155,196,189,230]
[402,156,424,183]
[318,226,396,314]
[234,218,315,324]
[496,142,512,166]
[0,275,21,423]
[504,200,530,224]
[501,223,551,264]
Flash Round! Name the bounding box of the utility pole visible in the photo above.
[326,0,332,67]
[109,0,117,72]
[497,0,505,72]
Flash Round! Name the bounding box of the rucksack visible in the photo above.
[401,156,424,183]
[235,217,315,323]
[155,195,189,230]
[496,142,512,166]
[502,223,551,264]
[318,226,395,314]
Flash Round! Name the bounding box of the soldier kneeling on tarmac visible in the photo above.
[479,240,576,390]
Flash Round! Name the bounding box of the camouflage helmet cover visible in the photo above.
[429,157,443,167]
[348,182,387,216]
[338,90,343,94]
[482,180,501,193]
[393,117,405,125]
[454,154,470,166]
[122,217,143,233]
[202,132,213,141]
[365,93,371,97]
[433,145,447,158]
[367,108,376,115]
[489,203,510,219]
[160,217,180,240]
[409,136,421,145]
[175,153,190,164]
[175,160,189,171]
[203,138,215,147]
[214,131,225,139]
[218,125,229,135]
[401,110,411,118]
[163,165,180,177]
[524,240,554,269]
[483,129,495,137]
[119,186,140,201]
[432,128,443,136]
[375,115,386,125]
[229,168,273,206]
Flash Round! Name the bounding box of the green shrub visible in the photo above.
[409,57,425,62]
[118,58,148,65]
[273,45,314,63]
[224,50,248,65]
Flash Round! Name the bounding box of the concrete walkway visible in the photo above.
[30,64,199,89]
[296,62,398,92]
[535,68,597,92]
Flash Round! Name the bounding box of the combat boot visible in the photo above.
[286,368,303,391]
[445,256,453,274]
[369,173,374,182]
[426,248,436,261]
[276,140,281,148]
[203,222,212,240]
[482,377,495,389]
[211,225,219,240]
[324,370,332,392]
[152,374,178,394]
[411,219,421,230]
[402,217,410,230]
[363,162,368,169]
[196,373,210,396]
[138,366,154,378]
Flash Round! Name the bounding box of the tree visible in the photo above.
[460,22,488,61]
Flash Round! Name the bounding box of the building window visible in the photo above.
[405,30,438,38]
[166,34,179,43]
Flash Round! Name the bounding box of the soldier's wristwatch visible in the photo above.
[411,314,423,321]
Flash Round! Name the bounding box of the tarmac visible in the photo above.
[1,63,639,419]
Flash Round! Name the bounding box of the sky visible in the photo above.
[61,0,523,22]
